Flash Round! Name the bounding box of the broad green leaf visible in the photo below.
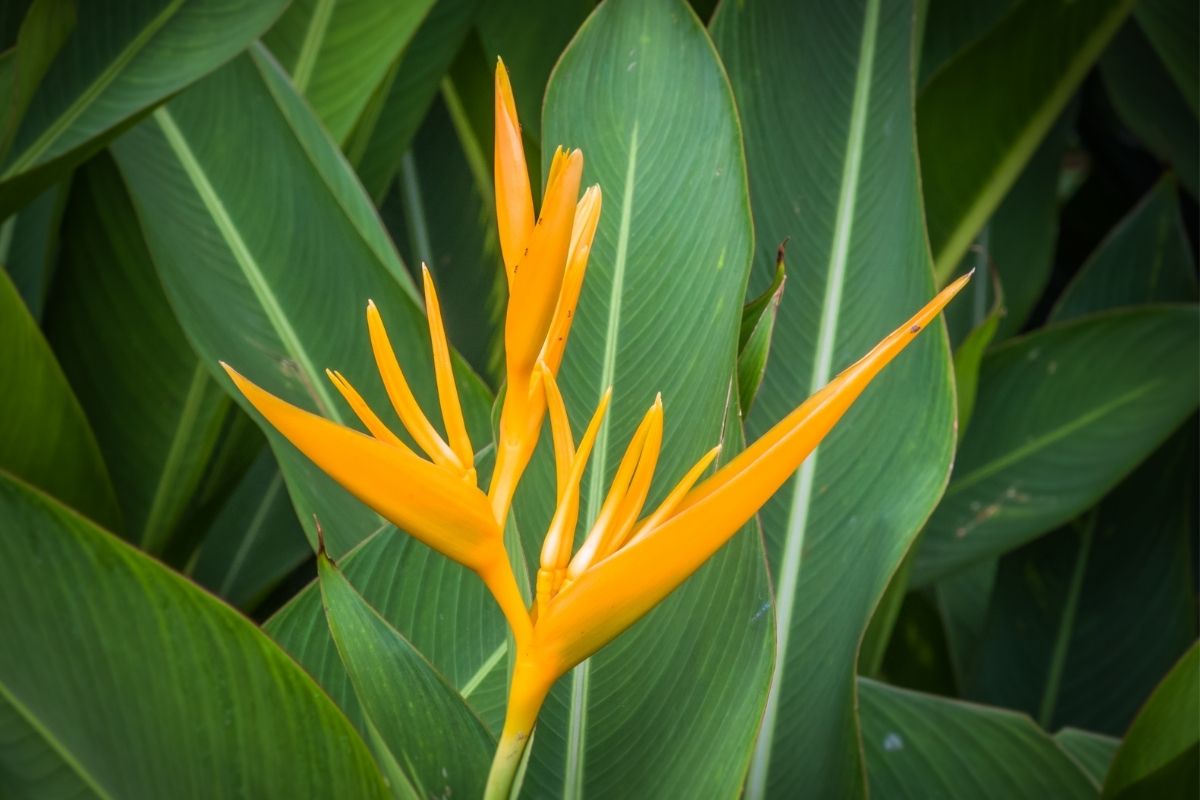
[347,0,483,202]
[915,306,1200,584]
[0,0,76,164]
[1133,0,1197,116]
[0,470,388,799]
[1051,176,1197,322]
[0,175,68,318]
[737,254,785,414]
[263,0,436,145]
[319,552,495,799]
[190,447,312,612]
[0,694,92,799]
[265,528,510,738]
[0,0,287,219]
[43,153,231,556]
[109,46,494,558]
[859,679,1098,798]
[919,0,1134,282]
[713,0,956,795]
[917,0,1017,88]
[1056,728,1121,786]
[965,430,1197,735]
[513,1,772,796]
[1102,643,1199,799]
[0,268,119,529]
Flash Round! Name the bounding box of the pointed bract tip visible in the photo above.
[366,298,377,312]
[314,513,327,558]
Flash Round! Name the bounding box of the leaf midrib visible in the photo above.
[931,0,1136,281]
[219,468,286,597]
[291,0,336,93]
[746,1,881,795]
[140,362,215,553]
[152,107,342,421]
[3,0,185,177]
[946,383,1155,495]
[0,681,115,800]
[562,120,640,800]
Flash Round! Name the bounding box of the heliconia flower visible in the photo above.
[483,272,972,797]
[221,266,530,642]
[489,57,603,524]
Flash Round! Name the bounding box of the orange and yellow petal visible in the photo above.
[366,300,462,471]
[223,363,499,569]
[494,59,534,278]
[535,273,970,669]
[422,266,475,474]
[541,186,602,375]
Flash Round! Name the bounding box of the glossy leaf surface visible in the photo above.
[916,307,1200,583]
[0,269,119,529]
[0,471,388,799]
[714,0,956,795]
[0,0,287,217]
[319,553,495,798]
[860,679,1097,798]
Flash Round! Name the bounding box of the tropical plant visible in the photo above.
[0,0,1195,798]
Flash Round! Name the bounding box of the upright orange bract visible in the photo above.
[218,56,971,800]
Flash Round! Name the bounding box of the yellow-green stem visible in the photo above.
[485,656,554,800]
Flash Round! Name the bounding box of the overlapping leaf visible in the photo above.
[915,306,1199,584]
[43,153,233,557]
[0,0,287,218]
[0,471,388,799]
[319,553,495,798]
[0,269,119,529]
[263,0,436,145]
[859,679,1098,798]
[713,1,956,796]
[919,0,1135,280]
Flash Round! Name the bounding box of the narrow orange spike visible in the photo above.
[540,362,575,501]
[536,273,972,671]
[625,444,721,548]
[602,397,666,556]
[544,146,567,199]
[541,186,602,375]
[365,300,461,470]
[325,369,409,451]
[422,266,475,473]
[566,397,662,579]
[222,363,498,570]
[538,384,612,609]
[494,58,533,279]
[504,149,584,381]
